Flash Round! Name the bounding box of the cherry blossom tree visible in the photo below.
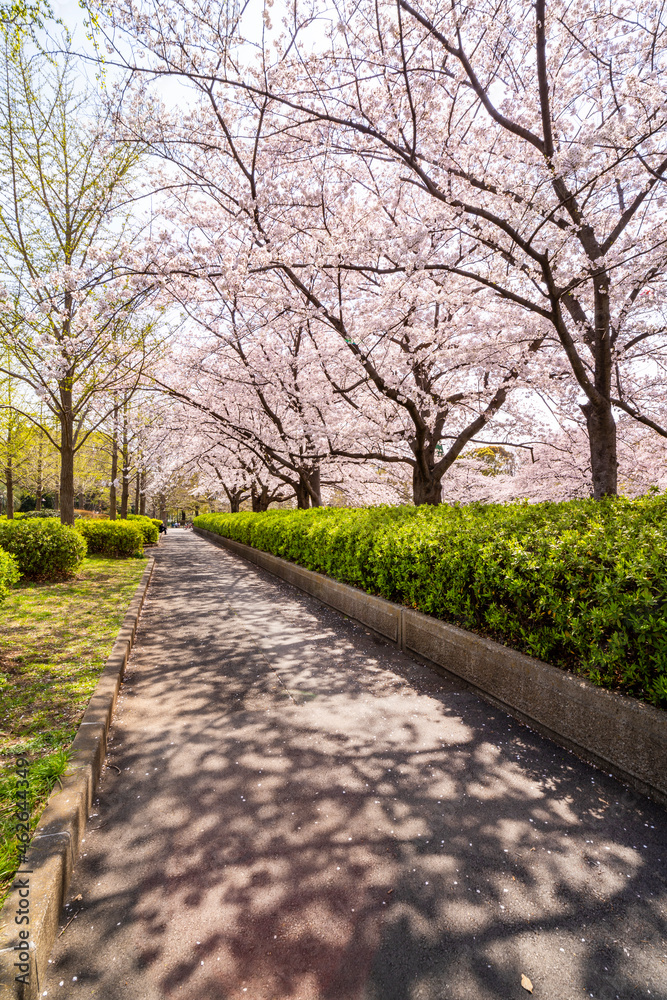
[157,295,348,508]
[98,0,667,499]
[192,431,293,511]
[103,78,544,505]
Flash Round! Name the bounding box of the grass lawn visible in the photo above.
[0,555,148,902]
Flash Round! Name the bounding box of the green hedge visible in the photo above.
[0,546,20,598]
[0,519,86,581]
[125,515,159,544]
[75,519,144,558]
[195,497,667,709]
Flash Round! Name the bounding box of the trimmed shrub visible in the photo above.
[126,515,159,544]
[195,496,667,709]
[144,517,165,533]
[0,519,86,581]
[0,547,20,598]
[75,519,144,558]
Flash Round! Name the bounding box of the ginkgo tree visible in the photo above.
[0,36,158,523]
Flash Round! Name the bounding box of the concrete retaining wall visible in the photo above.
[195,526,667,807]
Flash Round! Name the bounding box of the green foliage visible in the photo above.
[0,546,19,598]
[0,555,146,901]
[14,509,59,519]
[125,514,159,544]
[0,518,86,580]
[18,493,36,512]
[195,496,667,709]
[0,748,71,893]
[464,444,516,476]
[75,519,144,558]
[0,1,55,33]
[139,516,164,532]
[17,494,53,512]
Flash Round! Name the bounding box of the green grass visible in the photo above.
[0,556,147,902]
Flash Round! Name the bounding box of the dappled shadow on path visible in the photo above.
[46,533,667,1000]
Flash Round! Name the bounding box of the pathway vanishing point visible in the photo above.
[44,531,666,1000]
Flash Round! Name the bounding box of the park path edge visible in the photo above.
[0,556,155,1000]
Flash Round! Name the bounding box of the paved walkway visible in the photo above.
[44,532,666,1000]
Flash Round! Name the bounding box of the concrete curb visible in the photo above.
[195,526,667,808]
[0,557,155,1000]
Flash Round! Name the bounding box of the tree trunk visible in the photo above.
[412,463,443,506]
[254,486,270,512]
[35,435,43,510]
[109,413,118,520]
[295,467,322,508]
[230,494,241,513]
[133,472,140,515]
[120,402,129,519]
[308,466,322,507]
[158,495,167,531]
[582,400,617,499]
[139,471,146,515]
[59,441,75,524]
[295,480,310,509]
[120,467,129,518]
[5,453,13,519]
[252,484,274,512]
[59,403,75,526]
[577,278,618,498]
[120,470,129,517]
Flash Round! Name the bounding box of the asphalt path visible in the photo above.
[44,531,666,1000]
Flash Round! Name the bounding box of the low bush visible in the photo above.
[0,519,86,581]
[0,547,20,598]
[75,519,144,558]
[144,517,164,534]
[195,496,667,709]
[126,514,160,544]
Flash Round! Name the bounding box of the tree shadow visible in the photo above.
[45,533,667,1000]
